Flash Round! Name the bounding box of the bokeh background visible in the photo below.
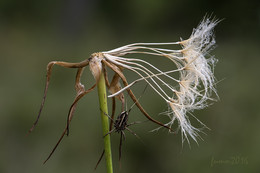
[1,0,259,173]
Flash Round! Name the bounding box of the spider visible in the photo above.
[28,53,172,163]
[95,85,148,169]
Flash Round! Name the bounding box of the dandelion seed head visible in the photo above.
[102,16,219,144]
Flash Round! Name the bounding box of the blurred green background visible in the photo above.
[1,0,260,172]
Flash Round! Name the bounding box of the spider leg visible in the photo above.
[119,132,124,162]
[28,59,89,134]
[102,60,173,132]
[121,131,126,141]
[104,128,115,137]
[126,120,149,127]
[94,150,105,170]
[127,84,148,114]
[125,127,144,145]
[100,109,113,121]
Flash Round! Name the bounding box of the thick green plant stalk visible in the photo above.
[97,71,113,173]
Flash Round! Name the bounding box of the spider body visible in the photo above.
[114,111,128,132]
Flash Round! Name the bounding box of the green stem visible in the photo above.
[97,72,113,173]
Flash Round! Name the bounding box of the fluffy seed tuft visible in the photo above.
[102,17,219,143]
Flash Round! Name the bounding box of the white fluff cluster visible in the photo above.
[102,17,219,144]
